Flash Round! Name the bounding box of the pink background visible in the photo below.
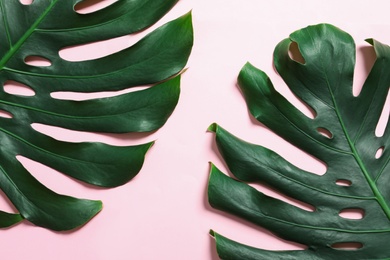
[2,0,390,259]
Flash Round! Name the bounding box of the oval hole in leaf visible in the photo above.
[336,179,352,187]
[4,80,35,96]
[59,35,129,62]
[339,208,365,220]
[375,146,384,159]
[317,127,333,139]
[50,85,149,101]
[19,0,33,5]
[331,242,363,250]
[288,41,306,64]
[0,110,13,119]
[375,89,389,137]
[74,0,118,14]
[25,56,52,67]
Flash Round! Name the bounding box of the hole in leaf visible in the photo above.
[336,179,352,187]
[375,89,389,137]
[317,127,333,139]
[375,146,384,159]
[281,91,316,119]
[288,94,316,119]
[0,110,13,119]
[271,140,327,176]
[25,56,52,67]
[50,85,149,101]
[74,0,118,14]
[353,46,376,97]
[339,208,365,220]
[4,80,35,96]
[288,41,306,64]
[19,0,33,5]
[31,123,151,146]
[332,242,363,250]
[59,35,129,62]
[269,74,315,119]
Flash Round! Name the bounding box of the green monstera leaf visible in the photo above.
[208,24,389,259]
[0,0,193,231]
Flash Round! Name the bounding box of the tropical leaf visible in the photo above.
[0,0,193,231]
[208,24,389,259]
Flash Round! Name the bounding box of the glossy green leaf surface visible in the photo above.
[209,24,389,259]
[0,210,22,228]
[0,0,193,231]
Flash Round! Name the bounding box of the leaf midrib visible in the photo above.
[307,31,390,220]
[3,45,174,79]
[0,0,59,69]
[0,97,157,120]
[230,193,390,234]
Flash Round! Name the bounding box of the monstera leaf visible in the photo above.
[0,0,193,231]
[208,24,389,259]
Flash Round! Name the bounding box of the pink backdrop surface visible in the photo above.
[2,0,390,259]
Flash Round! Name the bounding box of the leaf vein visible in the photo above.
[0,0,13,48]
[306,29,390,219]
[249,73,351,155]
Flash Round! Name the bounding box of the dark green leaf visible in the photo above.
[209,24,389,259]
[0,210,22,228]
[0,0,193,231]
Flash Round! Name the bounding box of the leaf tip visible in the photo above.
[209,229,216,237]
[180,67,189,75]
[94,200,104,213]
[238,62,258,82]
[146,141,156,151]
[242,61,254,71]
[207,123,218,133]
[184,9,193,18]
[179,10,193,29]
[365,38,374,45]
[208,161,216,169]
